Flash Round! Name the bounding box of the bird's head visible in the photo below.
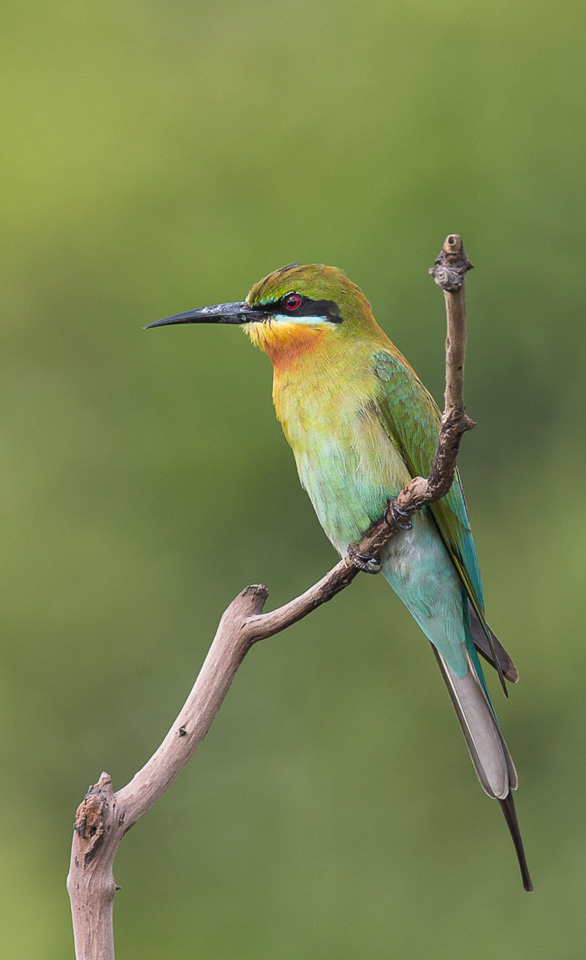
[146,263,378,366]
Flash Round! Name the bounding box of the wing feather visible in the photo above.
[373,349,516,685]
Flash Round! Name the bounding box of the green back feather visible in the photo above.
[373,349,509,695]
[372,350,485,612]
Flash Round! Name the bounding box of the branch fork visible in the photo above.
[67,235,475,960]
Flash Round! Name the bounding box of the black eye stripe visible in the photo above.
[268,295,344,324]
[295,298,343,324]
[252,296,344,324]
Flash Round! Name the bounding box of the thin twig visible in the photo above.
[67,235,474,960]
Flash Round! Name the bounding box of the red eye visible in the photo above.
[284,293,302,312]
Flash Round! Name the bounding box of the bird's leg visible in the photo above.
[386,499,413,531]
[347,546,383,574]
[348,498,415,574]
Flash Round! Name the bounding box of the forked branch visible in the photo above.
[67,234,474,960]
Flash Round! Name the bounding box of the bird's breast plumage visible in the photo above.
[270,337,472,676]
[272,349,412,553]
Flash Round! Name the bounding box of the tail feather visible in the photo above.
[499,793,534,892]
[431,646,515,798]
[431,645,532,890]
[468,602,519,683]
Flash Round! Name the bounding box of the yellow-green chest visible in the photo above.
[271,348,411,552]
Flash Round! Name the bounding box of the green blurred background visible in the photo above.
[2,1,585,956]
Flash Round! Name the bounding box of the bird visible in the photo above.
[146,262,532,891]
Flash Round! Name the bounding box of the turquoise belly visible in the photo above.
[287,403,469,677]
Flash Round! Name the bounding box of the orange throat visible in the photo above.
[243,319,331,369]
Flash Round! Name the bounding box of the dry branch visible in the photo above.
[67,234,474,960]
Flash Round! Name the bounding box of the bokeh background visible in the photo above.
[2,1,585,956]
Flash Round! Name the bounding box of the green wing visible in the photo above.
[372,349,485,613]
[373,350,517,691]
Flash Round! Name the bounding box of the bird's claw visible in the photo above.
[386,500,413,531]
[348,547,382,574]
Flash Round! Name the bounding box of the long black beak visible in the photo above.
[144,301,257,329]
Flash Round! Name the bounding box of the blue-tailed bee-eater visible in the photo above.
[147,263,532,891]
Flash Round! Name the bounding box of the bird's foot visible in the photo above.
[386,500,413,531]
[347,546,383,574]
